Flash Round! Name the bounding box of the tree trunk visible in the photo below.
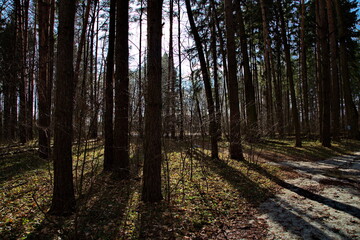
[49,0,76,216]
[326,0,340,141]
[299,0,310,136]
[334,0,360,139]
[169,0,176,139]
[259,0,274,135]
[114,0,130,178]
[142,0,164,202]
[317,0,331,147]
[278,0,301,147]
[138,0,144,138]
[225,0,244,160]
[178,0,184,140]
[185,0,218,159]
[235,0,258,139]
[38,0,51,158]
[104,0,116,171]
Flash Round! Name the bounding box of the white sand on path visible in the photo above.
[259,152,360,240]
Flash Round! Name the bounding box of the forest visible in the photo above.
[0,0,360,239]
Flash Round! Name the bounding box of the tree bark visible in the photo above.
[317,0,331,147]
[142,0,164,202]
[104,0,116,171]
[225,0,244,160]
[49,0,76,216]
[38,0,51,158]
[114,0,130,178]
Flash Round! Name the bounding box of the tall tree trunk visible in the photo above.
[178,0,184,140]
[278,0,301,147]
[259,0,274,135]
[334,0,360,139]
[210,16,221,140]
[38,0,51,158]
[326,0,340,141]
[104,0,116,171]
[299,0,310,136]
[169,0,176,139]
[185,0,218,159]
[142,0,164,202]
[317,0,331,147]
[225,0,244,160]
[49,0,76,216]
[114,0,130,178]
[235,0,258,139]
[138,0,144,138]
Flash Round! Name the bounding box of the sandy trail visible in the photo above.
[259,152,360,240]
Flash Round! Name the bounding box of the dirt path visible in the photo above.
[258,152,360,240]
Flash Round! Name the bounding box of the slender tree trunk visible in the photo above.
[104,0,115,171]
[326,0,339,141]
[38,0,51,158]
[278,0,301,147]
[142,0,164,202]
[225,0,244,160]
[138,0,144,138]
[178,0,184,139]
[299,0,310,136]
[114,0,130,178]
[317,0,331,147]
[49,0,76,216]
[235,0,258,139]
[169,0,176,139]
[259,0,274,135]
[185,0,218,159]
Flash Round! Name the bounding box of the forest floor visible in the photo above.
[0,138,359,239]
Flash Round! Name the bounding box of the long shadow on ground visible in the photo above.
[0,151,47,184]
[191,149,345,239]
[243,161,360,219]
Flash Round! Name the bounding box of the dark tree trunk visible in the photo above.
[259,0,274,135]
[138,0,144,138]
[317,0,331,147]
[326,0,339,141]
[114,0,130,178]
[210,10,221,140]
[38,0,51,158]
[299,0,310,136]
[49,0,76,216]
[278,0,301,147]
[104,0,116,171]
[185,0,218,159]
[225,0,244,160]
[334,0,360,139]
[178,0,184,140]
[235,0,258,139]
[142,0,164,202]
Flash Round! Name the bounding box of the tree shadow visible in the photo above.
[27,144,144,240]
[0,151,47,184]
[191,149,339,239]
[243,161,360,219]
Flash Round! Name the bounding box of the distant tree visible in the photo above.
[49,0,76,216]
[142,0,164,202]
